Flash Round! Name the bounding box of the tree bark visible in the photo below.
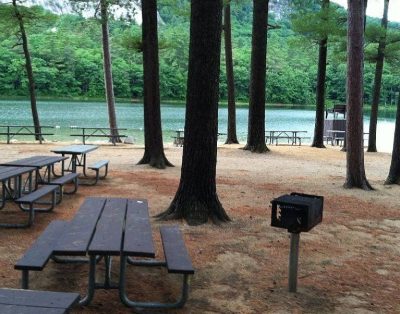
[311,0,329,148]
[100,0,121,142]
[13,0,42,141]
[224,2,239,144]
[385,94,400,184]
[367,0,389,152]
[344,0,372,190]
[244,0,269,153]
[156,0,230,225]
[138,0,173,169]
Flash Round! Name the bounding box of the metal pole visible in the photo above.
[288,232,300,292]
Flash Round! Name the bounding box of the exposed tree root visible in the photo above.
[137,151,174,169]
[311,142,326,149]
[343,179,374,191]
[225,138,239,145]
[384,176,400,185]
[156,193,231,226]
[243,143,269,153]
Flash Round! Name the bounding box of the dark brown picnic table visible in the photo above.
[51,144,98,175]
[0,166,36,210]
[16,197,194,309]
[0,156,68,187]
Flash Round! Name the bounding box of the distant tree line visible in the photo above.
[0,2,399,106]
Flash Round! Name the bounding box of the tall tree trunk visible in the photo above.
[100,0,120,142]
[224,2,239,144]
[13,0,42,141]
[342,0,368,153]
[311,0,329,148]
[385,94,400,184]
[367,0,389,152]
[156,0,230,225]
[344,0,372,190]
[138,0,173,169]
[244,0,269,153]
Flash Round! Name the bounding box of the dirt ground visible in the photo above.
[0,142,399,313]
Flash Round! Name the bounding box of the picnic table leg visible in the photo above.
[82,154,89,177]
[79,255,96,306]
[119,255,191,309]
[0,183,6,210]
[21,270,29,289]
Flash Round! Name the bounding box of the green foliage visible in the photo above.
[0,1,399,106]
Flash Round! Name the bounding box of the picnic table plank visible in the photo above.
[160,226,194,275]
[0,304,65,314]
[52,145,98,155]
[15,221,68,271]
[53,197,106,256]
[123,199,155,257]
[0,166,35,181]
[88,198,127,256]
[0,288,79,309]
[0,156,68,168]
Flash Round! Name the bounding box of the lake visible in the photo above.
[0,100,395,152]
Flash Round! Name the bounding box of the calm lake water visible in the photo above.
[0,100,395,152]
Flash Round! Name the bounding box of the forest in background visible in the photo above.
[0,1,399,107]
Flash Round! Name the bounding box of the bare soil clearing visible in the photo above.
[0,142,399,313]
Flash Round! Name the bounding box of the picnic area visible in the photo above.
[0,142,399,313]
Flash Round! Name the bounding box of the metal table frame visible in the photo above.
[52,145,98,177]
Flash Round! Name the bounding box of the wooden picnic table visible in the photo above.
[16,197,194,309]
[70,127,127,145]
[0,156,68,187]
[0,125,54,144]
[265,130,307,146]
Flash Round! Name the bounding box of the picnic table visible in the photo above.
[172,129,227,147]
[16,197,194,309]
[265,130,307,146]
[0,166,36,210]
[0,156,68,187]
[70,127,127,146]
[51,145,98,175]
[0,125,54,144]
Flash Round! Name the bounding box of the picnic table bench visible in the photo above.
[15,197,194,309]
[0,288,79,313]
[0,125,54,144]
[70,127,127,146]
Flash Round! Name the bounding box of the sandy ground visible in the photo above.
[0,141,399,313]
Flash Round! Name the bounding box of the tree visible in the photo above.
[156,0,230,225]
[344,0,372,190]
[137,0,172,169]
[99,0,120,142]
[367,0,389,152]
[291,1,347,148]
[385,93,400,184]
[70,0,132,142]
[0,1,45,140]
[244,0,269,153]
[312,0,329,148]
[224,1,239,144]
